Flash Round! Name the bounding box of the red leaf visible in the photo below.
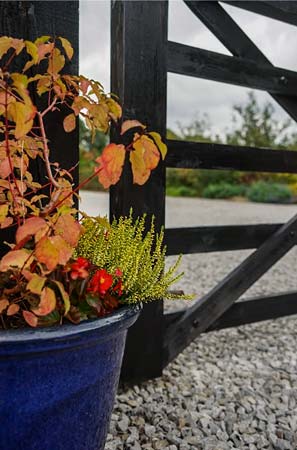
[121,120,145,135]
[0,249,32,271]
[63,113,76,133]
[23,310,38,327]
[16,217,47,244]
[96,144,126,189]
[0,299,9,313]
[0,158,12,179]
[54,214,82,247]
[7,304,20,316]
[33,287,56,316]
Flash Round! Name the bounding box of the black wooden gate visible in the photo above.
[110,1,297,381]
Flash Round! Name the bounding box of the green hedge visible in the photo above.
[247,181,292,203]
[202,182,246,199]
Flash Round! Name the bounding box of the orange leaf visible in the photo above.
[63,113,76,133]
[0,299,9,313]
[27,274,46,295]
[130,134,160,185]
[35,236,59,271]
[0,158,12,179]
[54,214,82,247]
[23,310,38,327]
[33,287,56,316]
[16,217,47,244]
[48,47,65,77]
[59,37,74,60]
[51,235,73,265]
[96,144,126,189]
[0,36,13,58]
[121,120,145,135]
[0,249,32,271]
[7,304,20,316]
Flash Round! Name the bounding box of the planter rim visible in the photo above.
[0,303,141,345]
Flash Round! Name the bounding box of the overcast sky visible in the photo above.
[79,0,297,137]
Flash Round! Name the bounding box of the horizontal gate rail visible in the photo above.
[184,1,297,122]
[222,1,297,27]
[165,223,283,255]
[167,41,297,96]
[167,140,297,172]
[164,291,297,336]
[163,212,297,366]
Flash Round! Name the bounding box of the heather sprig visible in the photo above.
[77,213,192,304]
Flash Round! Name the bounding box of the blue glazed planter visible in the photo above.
[0,304,140,450]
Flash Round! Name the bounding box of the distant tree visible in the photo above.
[225,91,297,149]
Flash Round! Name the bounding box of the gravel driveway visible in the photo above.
[81,191,297,450]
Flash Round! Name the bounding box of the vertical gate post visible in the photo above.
[110,0,168,381]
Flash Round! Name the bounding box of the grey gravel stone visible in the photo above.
[83,193,297,450]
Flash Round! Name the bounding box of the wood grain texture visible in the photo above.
[166,140,297,172]
[163,212,297,365]
[184,1,297,122]
[168,41,297,96]
[110,0,168,381]
[165,223,283,255]
[223,1,297,27]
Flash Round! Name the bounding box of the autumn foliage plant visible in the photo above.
[0,35,184,330]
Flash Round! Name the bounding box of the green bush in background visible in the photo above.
[202,182,246,199]
[80,91,297,203]
[247,181,292,203]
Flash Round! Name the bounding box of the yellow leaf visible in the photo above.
[63,113,76,133]
[8,101,36,139]
[23,310,38,327]
[7,304,20,316]
[35,236,59,271]
[0,299,9,313]
[27,274,46,295]
[0,204,8,224]
[148,132,167,160]
[34,36,51,46]
[96,144,126,189]
[23,41,38,72]
[130,134,160,185]
[59,37,74,60]
[121,120,145,135]
[33,287,56,316]
[53,280,70,315]
[0,249,32,271]
[50,235,73,265]
[16,216,47,244]
[47,47,65,76]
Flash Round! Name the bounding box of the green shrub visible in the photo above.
[247,181,292,203]
[202,182,246,199]
[166,185,197,197]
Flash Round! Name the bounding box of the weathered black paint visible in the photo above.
[110,0,168,381]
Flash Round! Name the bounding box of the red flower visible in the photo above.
[113,279,123,296]
[115,268,123,277]
[87,269,113,295]
[70,257,90,280]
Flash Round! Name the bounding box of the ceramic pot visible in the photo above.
[0,304,140,450]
